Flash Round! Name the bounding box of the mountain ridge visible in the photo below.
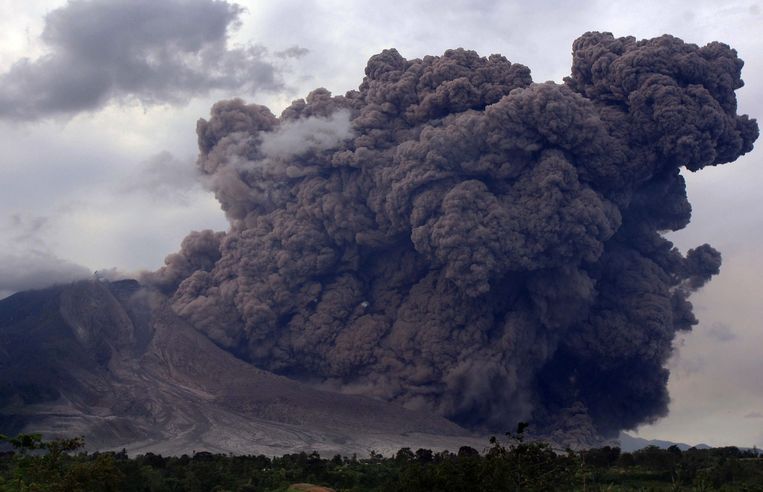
[0,279,484,456]
[618,433,712,453]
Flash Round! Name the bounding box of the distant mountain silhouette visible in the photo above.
[618,432,711,452]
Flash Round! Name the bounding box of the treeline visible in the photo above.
[1,428,762,491]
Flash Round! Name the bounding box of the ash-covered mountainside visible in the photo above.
[0,280,479,455]
[145,32,758,441]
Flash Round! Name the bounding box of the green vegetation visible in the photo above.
[1,427,762,491]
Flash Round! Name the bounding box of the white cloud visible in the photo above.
[0,212,89,298]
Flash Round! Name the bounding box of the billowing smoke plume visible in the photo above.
[146,32,758,440]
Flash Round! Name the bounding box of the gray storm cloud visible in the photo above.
[0,0,305,120]
[146,33,758,443]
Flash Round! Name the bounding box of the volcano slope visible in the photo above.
[0,280,480,455]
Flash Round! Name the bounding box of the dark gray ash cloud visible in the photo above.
[145,32,758,446]
[0,0,306,120]
[744,411,763,419]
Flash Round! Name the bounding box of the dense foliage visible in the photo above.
[1,429,762,491]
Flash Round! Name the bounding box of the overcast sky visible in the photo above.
[0,0,760,448]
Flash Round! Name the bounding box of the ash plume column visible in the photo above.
[145,32,758,444]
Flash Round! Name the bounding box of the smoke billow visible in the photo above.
[146,32,758,441]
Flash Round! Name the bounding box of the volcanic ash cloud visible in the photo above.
[145,32,758,443]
